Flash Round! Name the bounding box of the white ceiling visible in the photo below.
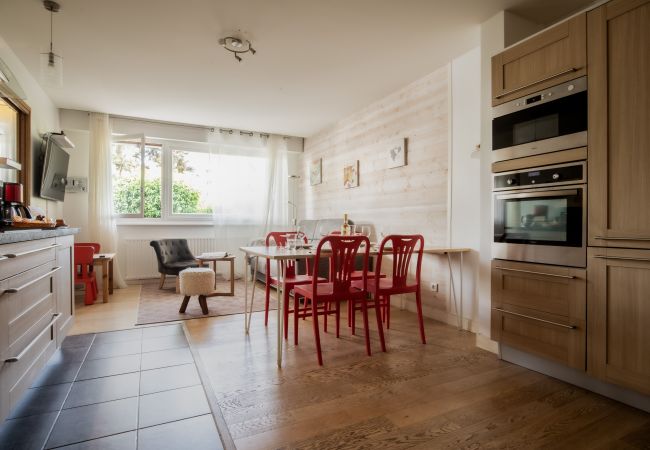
[0,0,593,137]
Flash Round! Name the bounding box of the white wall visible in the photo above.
[450,47,481,332]
[0,33,61,217]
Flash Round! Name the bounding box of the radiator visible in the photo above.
[122,238,223,280]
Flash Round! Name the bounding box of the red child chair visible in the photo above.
[353,234,426,344]
[75,242,101,293]
[74,245,98,305]
[294,235,386,365]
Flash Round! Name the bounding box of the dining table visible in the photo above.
[239,243,471,368]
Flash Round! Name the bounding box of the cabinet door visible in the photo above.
[491,260,586,370]
[587,248,650,394]
[588,0,650,249]
[491,14,586,105]
[55,236,74,346]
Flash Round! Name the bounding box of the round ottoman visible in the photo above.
[179,268,215,314]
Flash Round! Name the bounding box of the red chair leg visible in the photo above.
[374,297,386,352]
[294,295,300,345]
[264,283,271,326]
[335,301,340,338]
[386,295,391,329]
[415,290,426,344]
[361,300,371,356]
[84,281,94,305]
[347,299,352,327]
[312,299,323,365]
[351,299,356,335]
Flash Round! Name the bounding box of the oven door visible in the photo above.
[492,77,587,162]
[493,185,586,267]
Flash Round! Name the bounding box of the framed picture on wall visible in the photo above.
[343,160,359,189]
[310,158,322,186]
[387,137,407,169]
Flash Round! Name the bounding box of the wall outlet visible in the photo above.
[430,282,439,292]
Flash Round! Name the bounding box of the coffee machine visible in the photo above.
[1,182,32,228]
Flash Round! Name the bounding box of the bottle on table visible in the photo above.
[341,213,351,236]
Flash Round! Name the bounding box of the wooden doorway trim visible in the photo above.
[0,82,32,201]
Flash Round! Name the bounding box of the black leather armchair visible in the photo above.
[150,239,199,289]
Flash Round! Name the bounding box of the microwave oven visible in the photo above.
[492,77,587,163]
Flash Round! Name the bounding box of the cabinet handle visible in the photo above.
[493,308,576,330]
[494,266,575,279]
[4,243,60,259]
[495,67,580,99]
[594,255,650,262]
[4,313,62,363]
[594,236,650,241]
[3,267,61,294]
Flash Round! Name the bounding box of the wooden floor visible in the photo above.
[71,283,650,449]
[185,308,650,450]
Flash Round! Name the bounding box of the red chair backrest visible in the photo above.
[375,235,424,289]
[75,242,101,253]
[74,245,95,279]
[312,235,369,296]
[266,231,309,278]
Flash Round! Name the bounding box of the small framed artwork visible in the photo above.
[387,137,407,169]
[343,160,359,189]
[310,158,322,186]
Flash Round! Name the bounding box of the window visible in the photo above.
[111,139,162,218]
[171,149,213,215]
[110,138,274,223]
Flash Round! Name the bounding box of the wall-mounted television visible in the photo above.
[40,133,73,202]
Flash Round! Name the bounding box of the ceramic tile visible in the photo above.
[55,431,136,450]
[76,354,141,381]
[141,334,188,353]
[139,364,200,395]
[140,347,193,371]
[8,383,71,419]
[85,341,142,360]
[0,412,58,450]
[45,397,138,449]
[64,372,140,409]
[139,385,211,428]
[137,414,223,450]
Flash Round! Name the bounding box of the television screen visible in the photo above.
[40,136,70,202]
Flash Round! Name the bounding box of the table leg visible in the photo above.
[244,255,249,334]
[102,260,109,303]
[212,261,217,289]
[246,257,259,333]
[230,259,235,295]
[276,260,285,368]
[108,260,114,295]
[447,253,460,330]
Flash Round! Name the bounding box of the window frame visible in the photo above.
[112,137,216,222]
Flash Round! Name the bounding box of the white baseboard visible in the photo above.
[476,333,498,354]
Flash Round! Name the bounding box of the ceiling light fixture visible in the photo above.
[40,0,63,87]
[219,36,256,62]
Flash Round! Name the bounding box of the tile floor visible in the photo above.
[0,324,224,450]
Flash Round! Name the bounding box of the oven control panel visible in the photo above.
[494,163,585,190]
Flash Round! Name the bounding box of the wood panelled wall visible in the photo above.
[299,66,455,322]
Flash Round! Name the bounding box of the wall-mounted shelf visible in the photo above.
[0,157,21,170]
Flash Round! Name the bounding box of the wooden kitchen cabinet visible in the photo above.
[491,14,586,105]
[588,0,650,249]
[491,260,586,370]
[587,247,650,395]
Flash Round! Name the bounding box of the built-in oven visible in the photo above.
[493,161,586,267]
[492,76,587,163]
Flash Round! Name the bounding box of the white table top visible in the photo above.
[239,245,470,260]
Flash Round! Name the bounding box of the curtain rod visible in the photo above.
[104,113,297,141]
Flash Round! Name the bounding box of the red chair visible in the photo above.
[75,242,101,280]
[74,245,98,305]
[264,231,324,341]
[353,234,426,344]
[294,235,386,365]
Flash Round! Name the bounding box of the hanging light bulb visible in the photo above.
[40,0,63,87]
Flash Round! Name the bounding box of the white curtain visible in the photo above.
[207,133,290,275]
[88,113,126,288]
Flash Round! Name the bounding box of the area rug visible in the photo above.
[136,278,278,325]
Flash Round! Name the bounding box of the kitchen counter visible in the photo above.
[0,227,79,245]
